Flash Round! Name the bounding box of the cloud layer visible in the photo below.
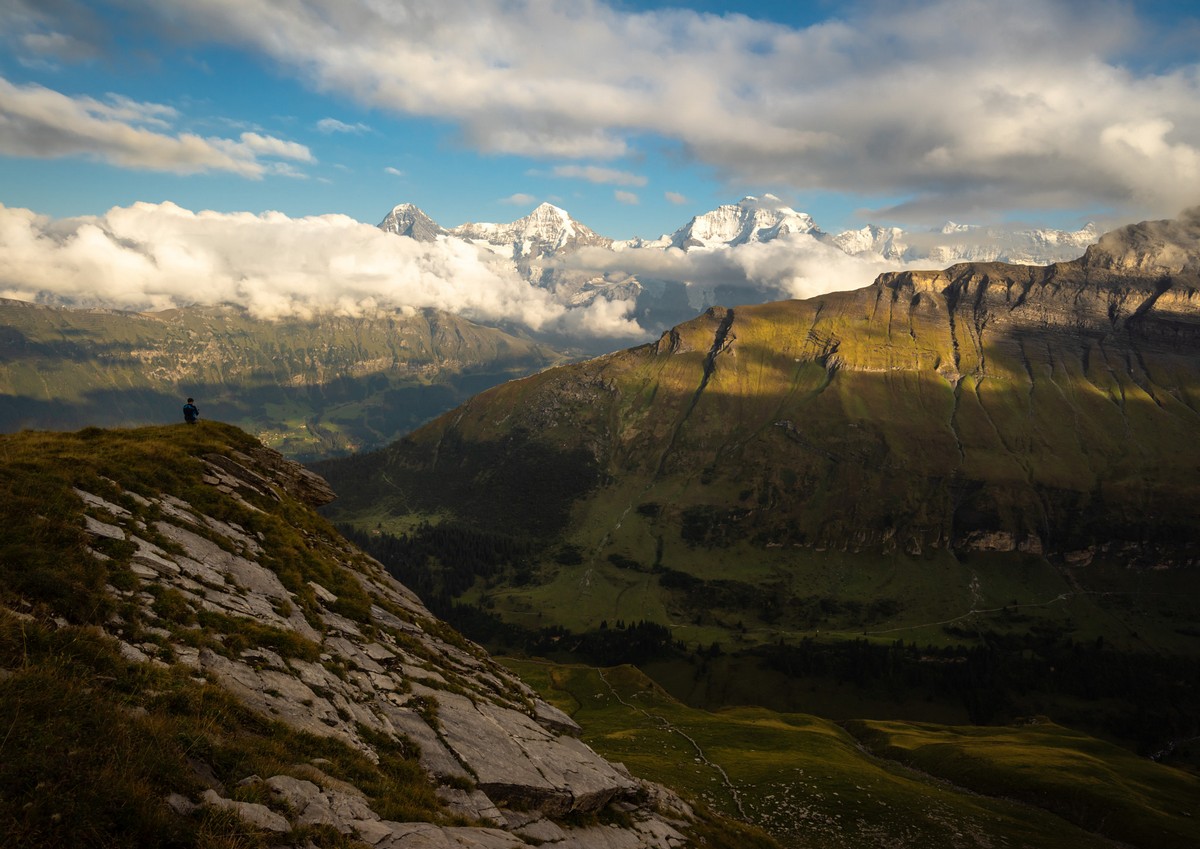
[134,0,1200,221]
[0,77,312,177]
[0,200,933,345]
[0,202,644,337]
[566,236,897,306]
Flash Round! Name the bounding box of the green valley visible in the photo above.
[319,214,1200,757]
[0,299,568,460]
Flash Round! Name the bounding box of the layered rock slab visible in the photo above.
[75,441,690,848]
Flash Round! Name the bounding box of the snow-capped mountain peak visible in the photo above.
[373,195,1106,342]
[669,195,820,249]
[832,224,909,260]
[377,203,447,242]
[449,202,612,260]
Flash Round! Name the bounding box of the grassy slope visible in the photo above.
[0,422,444,847]
[327,272,1200,655]
[845,718,1200,848]
[506,659,1200,849]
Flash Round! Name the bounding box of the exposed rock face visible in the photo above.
[204,447,336,506]
[76,446,693,848]
[379,203,450,242]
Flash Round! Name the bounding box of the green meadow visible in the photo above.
[506,659,1200,849]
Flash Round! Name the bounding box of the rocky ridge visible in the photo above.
[69,434,696,848]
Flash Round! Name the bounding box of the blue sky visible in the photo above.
[3,0,1199,240]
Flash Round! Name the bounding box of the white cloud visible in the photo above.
[501,193,537,206]
[614,190,639,205]
[548,164,646,186]
[0,76,313,178]
[0,202,642,338]
[140,0,1200,222]
[234,131,314,162]
[562,234,933,305]
[316,117,370,134]
[90,94,178,128]
[664,191,688,205]
[383,166,405,176]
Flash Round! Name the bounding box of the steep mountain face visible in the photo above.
[0,301,566,460]
[321,213,1200,719]
[378,202,449,241]
[830,223,909,259]
[0,424,743,848]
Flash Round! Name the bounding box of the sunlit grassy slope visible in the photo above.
[0,299,565,459]
[506,659,1200,849]
[322,253,1200,655]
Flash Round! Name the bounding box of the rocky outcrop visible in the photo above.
[76,446,693,848]
[204,447,336,506]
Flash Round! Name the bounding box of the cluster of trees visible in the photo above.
[657,567,901,628]
[343,523,1198,755]
[342,524,683,667]
[339,522,534,606]
[434,603,679,667]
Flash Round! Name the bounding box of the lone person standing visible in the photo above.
[182,397,199,424]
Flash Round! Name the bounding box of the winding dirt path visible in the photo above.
[596,667,749,820]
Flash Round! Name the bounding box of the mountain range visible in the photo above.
[382,194,1096,261]
[319,210,1200,754]
[333,208,1200,565]
[379,196,1101,336]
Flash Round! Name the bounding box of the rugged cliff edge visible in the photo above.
[0,423,746,848]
